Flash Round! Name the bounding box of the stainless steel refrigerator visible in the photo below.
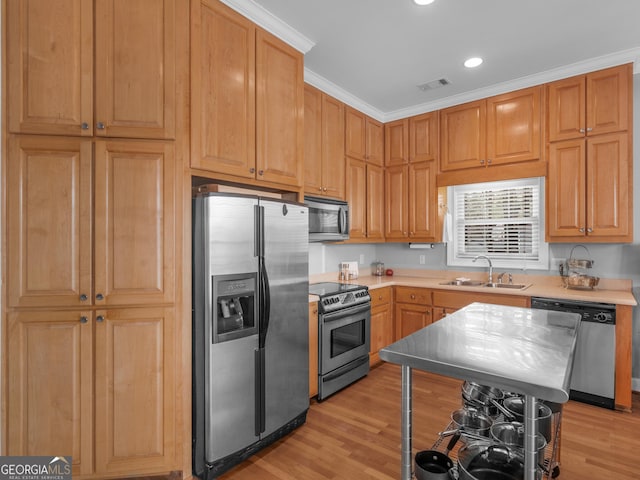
[192,193,309,479]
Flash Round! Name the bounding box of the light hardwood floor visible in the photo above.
[218,362,640,479]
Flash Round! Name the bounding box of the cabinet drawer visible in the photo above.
[370,287,392,308]
[433,290,529,310]
[395,286,431,305]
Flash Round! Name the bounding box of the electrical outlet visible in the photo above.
[551,258,566,272]
[359,254,365,265]
[419,255,426,265]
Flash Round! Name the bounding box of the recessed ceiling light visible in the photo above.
[464,57,483,68]
[413,0,435,5]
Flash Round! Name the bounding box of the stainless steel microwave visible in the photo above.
[304,196,349,242]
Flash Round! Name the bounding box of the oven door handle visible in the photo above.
[322,302,370,322]
[322,355,369,382]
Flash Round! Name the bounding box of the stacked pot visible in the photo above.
[415,381,556,480]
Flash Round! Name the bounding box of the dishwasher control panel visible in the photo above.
[530,297,616,324]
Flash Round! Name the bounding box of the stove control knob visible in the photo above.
[595,312,611,323]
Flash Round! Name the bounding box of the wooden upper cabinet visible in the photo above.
[7,0,93,136]
[547,64,631,142]
[304,85,345,199]
[385,165,409,240]
[7,0,175,139]
[256,28,304,187]
[94,0,176,139]
[191,0,303,188]
[94,140,176,306]
[346,159,367,240]
[191,0,255,178]
[440,99,486,171]
[366,164,386,241]
[409,161,437,240]
[7,135,93,308]
[486,86,541,166]
[409,111,438,163]
[345,107,384,165]
[385,119,409,166]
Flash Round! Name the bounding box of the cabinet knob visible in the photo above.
[250,167,255,174]
[487,159,492,165]
[403,232,407,235]
[96,315,105,323]
[258,170,264,176]
[579,227,585,233]
[96,122,105,130]
[323,187,327,192]
[80,294,88,301]
[587,127,593,132]
[410,294,416,299]
[579,128,585,133]
[587,227,593,233]
[80,316,88,324]
[81,122,89,130]
[96,293,104,301]
[480,159,485,165]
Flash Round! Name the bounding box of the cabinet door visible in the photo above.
[586,65,631,137]
[7,135,92,308]
[95,0,176,139]
[7,310,93,477]
[346,158,367,240]
[7,0,93,136]
[190,0,256,177]
[547,75,585,142]
[366,118,385,166]
[546,139,586,238]
[370,303,393,357]
[409,161,437,240]
[409,111,438,163]
[385,119,409,166]
[256,28,304,187]
[366,164,386,241]
[322,94,346,199]
[440,100,486,171]
[304,84,323,195]
[433,306,457,322]
[395,303,431,339]
[587,133,631,240]
[385,165,409,240]
[309,303,319,398]
[345,107,366,161]
[95,307,176,475]
[94,140,175,305]
[486,86,541,165]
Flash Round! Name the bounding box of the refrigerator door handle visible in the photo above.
[259,261,271,348]
[255,348,266,435]
[254,205,264,258]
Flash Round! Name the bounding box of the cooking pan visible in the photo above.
[502,397,552,442]
[457,443,541,480]
[414,432,460,480]
[451,407,493,437]
[490,422,546,460]
[461,382,515,420]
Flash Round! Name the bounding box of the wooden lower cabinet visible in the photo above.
[394,287,432,339]
[7,307,176,478]
[369,287,393,364]
[432,290,529,318]
[309,302,319,398]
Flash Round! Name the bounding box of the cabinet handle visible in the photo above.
[487,159,492,165]
[80,316,88,324]
[96,315,105,323]
[587,227,593,233]
[323,187,327,192]
[587,127,593,132]
[79,293,88,301]
[250,167,255,174]
[410,294,416,299]
[403,231,407,235]
[579,128,585,133]
[96,293,104,301]
[96,122,105,130]
[258,170,264,176]
[81,122,89,130]
[480,159,485,165]
[579,227,585,233]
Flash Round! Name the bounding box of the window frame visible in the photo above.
[446,177,549,271]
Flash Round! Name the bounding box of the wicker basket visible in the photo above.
[563,274,599,289]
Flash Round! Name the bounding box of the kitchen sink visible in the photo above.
[440,280,531,290]
[439,280,485,287]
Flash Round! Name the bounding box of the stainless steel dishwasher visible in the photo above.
[531,297,616,409]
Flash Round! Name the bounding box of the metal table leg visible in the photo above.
[524,394,538,480]
[401,365,412,480]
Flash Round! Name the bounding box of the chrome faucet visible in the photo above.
[497,272,513,285]
[473,255,493,284]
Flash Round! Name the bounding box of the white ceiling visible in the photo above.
[225,0,640,122]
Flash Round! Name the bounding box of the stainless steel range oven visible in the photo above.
[309,282,371,400]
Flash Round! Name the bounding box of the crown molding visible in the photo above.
[219,0,315,53]
[304,69,386,122]
[384,47,640,122]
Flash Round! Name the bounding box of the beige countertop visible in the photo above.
[308,268,637,306]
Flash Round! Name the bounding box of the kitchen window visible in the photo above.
[446,177,549,270]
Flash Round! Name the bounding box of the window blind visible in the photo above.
[452,179,541,261]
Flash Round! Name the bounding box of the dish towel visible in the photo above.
[442,211,453,243]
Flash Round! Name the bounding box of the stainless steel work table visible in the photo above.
[379,302,580,480]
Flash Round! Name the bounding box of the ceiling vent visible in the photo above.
[417,78,451,91]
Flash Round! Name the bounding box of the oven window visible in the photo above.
[331,319,365,358]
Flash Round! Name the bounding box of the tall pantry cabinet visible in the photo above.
[4,1,180,478]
